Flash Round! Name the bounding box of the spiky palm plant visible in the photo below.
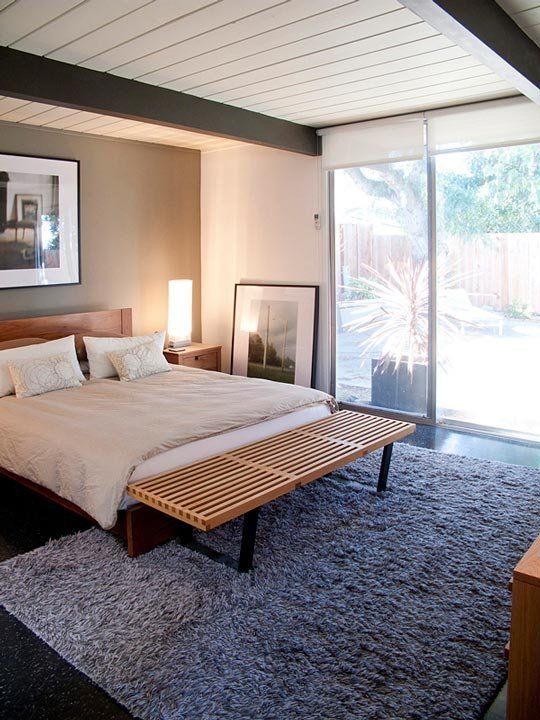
[344,258,466,374]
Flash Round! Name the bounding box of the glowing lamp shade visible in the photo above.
[168,279,192,348]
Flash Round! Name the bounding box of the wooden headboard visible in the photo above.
[0,308,132,342]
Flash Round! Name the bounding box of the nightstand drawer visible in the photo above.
[178,352,219,371]
[164,344,222,372]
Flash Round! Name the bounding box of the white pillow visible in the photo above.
[8,352,83,398]
[107,340,171,382]
[0,335,84,398]
[83,331,166,379]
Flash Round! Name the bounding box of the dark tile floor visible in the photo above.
[2,424,538,720]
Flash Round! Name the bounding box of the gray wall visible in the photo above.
[0,123,201,339]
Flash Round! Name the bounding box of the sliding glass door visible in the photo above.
[333,159,429,417]
[333,140,540,440]
[435,143,540,439]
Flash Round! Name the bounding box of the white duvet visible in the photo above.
[0,366,336,528]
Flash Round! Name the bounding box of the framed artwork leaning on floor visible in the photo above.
[231,283,319,388]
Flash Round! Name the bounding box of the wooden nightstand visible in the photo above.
[164,343,222,372]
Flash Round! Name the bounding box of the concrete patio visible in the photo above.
[336,316,540,439]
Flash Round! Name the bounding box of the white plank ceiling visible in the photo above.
[0,95,246,151]
[0,0,528,145]
[496,0,540,45]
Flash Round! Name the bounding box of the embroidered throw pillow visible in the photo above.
[83,331,166,379]
[107,340,170,382]
[0,334,85,398]
[8,352,83,399]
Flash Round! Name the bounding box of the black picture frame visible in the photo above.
[0,151,80,290]
[231,282,319,388]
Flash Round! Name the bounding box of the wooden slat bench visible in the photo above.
[127,410,415,571]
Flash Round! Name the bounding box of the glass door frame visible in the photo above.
[328,146,438,429]
[329,143,540,444]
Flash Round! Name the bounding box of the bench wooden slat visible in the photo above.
[127,410,415,531]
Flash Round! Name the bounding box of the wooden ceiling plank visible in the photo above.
[79,0,278,73]
[0,100,56,122]
[290,81,514,124]
[400,0,540,103]
[42,110,104,129]
[169,8,423,94]
[118,0,400,84]
[0,96,29,114]
[24,105,92,125]
[0,0,85,46]
[245,54,480,112]
[497,0,539,13]
[215,35,458,103]
[49,0,215,63]
[169,23,437,98]
[12,0,151,55]
[297,87,516,124]
[88,119,144,134]
[515,6,540,25]
[62,114,134,132]
[527,24,540,41]
[283,68,502,118]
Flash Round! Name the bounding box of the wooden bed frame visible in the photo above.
[0,308,416,569]
[0,307,181,557]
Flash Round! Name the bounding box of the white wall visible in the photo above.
[201,144,330,392]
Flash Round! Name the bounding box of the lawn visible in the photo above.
[248,362,295,384]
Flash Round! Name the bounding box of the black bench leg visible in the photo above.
[377,443,393,492]
[238,508,260,572]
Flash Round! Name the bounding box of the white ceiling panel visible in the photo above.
[23,106,81,125]
[11,0,150,55]
[0,100,57,122]
[0,0,85,45]
[78,0,278,72]
[288,81,513,125]
[285,74,507,120]
[242,53,479,111]
[213,36,460,104]
[0,96,247,151]
[0,96,30,115]
[47,0,214,64]
[114,0,401,83]
[256,63,494,116]
[172,8,424,94]
[179,23,438,99]
[496,1,540,44]
[0,0,528,132]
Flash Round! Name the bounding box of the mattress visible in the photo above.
[0,364,336,527]
[122,403,331,508]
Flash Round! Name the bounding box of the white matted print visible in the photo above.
[231,284,318,387]
[0,153,79,289]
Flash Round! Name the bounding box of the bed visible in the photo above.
[0,309,336,552]
[0,308,414,569]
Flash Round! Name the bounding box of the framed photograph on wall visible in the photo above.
[231,283,319,388]
[0,152,80,289]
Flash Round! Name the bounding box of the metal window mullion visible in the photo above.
[426,126,437,423]
[328,171,337,398]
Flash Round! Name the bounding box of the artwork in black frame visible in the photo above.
[0,152,80,289]
[231,283,319,388]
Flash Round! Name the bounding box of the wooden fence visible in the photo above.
[338,224,540,312]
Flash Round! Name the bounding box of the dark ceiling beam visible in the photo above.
[0,47,320,156]
[400,0,540,104]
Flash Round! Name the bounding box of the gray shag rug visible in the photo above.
[1,443,539,720]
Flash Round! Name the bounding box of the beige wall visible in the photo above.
[201,144,329,390]
[0,124,201,339]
